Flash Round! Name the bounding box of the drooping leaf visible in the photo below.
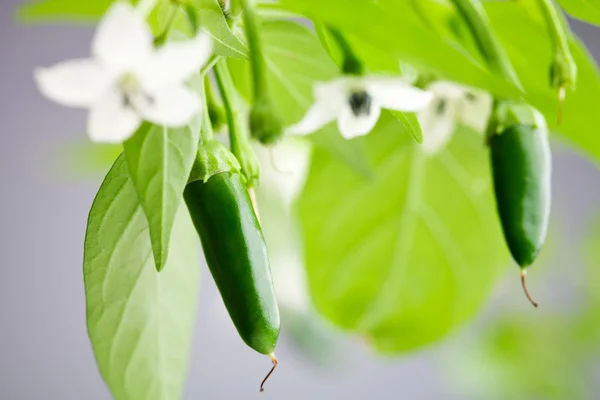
[227,20,372,176]
[124,123,199,272]
[84,154,199,400]
[297,113,509,353]
[556,0,600,26]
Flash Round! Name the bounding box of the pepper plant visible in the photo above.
[19,0,600,398]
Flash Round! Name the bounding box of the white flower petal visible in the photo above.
[419,98,459,155]
[88,89,141,143]
[337,104,381,139]
[313,78,352,103]
[139,33,213,90]
[287,99,341,135]
[456,91,493,133]
[93,2,153,71]
[365,77,433,112]
[139,85,200,126]
[34,59,114,107]
[426,81,468,100]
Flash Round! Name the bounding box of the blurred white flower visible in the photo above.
[34,2,212,143]
[287,76,433,139]
[419,81,492,154]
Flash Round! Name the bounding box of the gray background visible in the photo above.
[1,1,599,399]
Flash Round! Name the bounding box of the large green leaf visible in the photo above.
[84,154,199,400]
[227,20,373,176]
[124,123,199,272]
[297,113,509,353]
[556,0,600,26]
[277,0,521,99]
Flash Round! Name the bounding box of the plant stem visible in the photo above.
[154,5,179,46]
[450,0,521,88]
[204,73,223,109]
[137,0,160,17]
[200,78,215,144]
[535,0,577,123]
[238,0,268,102]
[328,28,364,75]
[536,0,572,65]
[214,60,260,186]
[214,61,241,150]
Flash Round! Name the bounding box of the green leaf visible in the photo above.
[227,20,372,176]
[195,0,248,58]
[17,0,115,22]
[390,111,424,144]
[297,113,509,353]
[277,0,522,100]
[556,0,600,26]
[84,154,199,400]
[124,123,199,272]
[157,0,248,58]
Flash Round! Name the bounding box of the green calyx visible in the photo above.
[550,51,577,91]
[188,140,241,184]
[487,102,547,139]
[250,98,284,145]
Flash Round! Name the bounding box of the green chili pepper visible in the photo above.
[184,171,280,389]
[490,123,552,307]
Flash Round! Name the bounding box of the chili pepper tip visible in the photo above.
[521,269,539,308]
[259,353,278,393]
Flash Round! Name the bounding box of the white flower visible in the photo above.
[34,2,212,143]
[419,81,492,154]
[287,76,433,139]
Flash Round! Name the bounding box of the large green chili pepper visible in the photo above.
[184,171,280,389]
[490,123,552,307]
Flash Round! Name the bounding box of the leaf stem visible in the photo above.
[213,60,261,187]
[450,0,521,89]
[327,27,364,75]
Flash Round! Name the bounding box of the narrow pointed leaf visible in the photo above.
[124,123,199,272]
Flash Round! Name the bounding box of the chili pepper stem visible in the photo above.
[520,269,539,308]
[248,187,261,221]
[260,353,278,392]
